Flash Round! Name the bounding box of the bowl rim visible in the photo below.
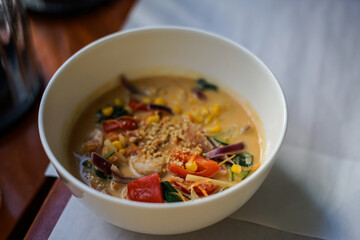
[38,26,288,209]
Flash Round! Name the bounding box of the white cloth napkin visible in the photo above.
[47,0,360,239]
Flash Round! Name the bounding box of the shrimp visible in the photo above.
[129,155,166,177]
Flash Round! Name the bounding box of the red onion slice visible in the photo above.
[148,104,174,114]
[192,89,207,101]
[114,177,137,184]
[120,75,143,95]
[206,142,245,158]
[91,152,112,175]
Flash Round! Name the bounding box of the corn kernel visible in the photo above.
[119,148,126,155]
[154,97,166,105]
[112,140,122,149]
[193,114,204,123]
[185,161,198,172]
[173,105,182,114]
[113,98,123,106]
[102,106,114,117]
[205,125,222,134]
[199,106,209,116]
[205,115,213,125]
[215,119,221,124]
[231,164,242,174]
[212,104,221,116]
[146,115,160,125]
[142,96,152,104]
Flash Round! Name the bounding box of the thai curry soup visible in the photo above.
[68,75,262,203]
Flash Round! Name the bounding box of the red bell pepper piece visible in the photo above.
[129,100,149,111]
[127,173,164,203]
[102,118,137,132]
[168,156,220,178]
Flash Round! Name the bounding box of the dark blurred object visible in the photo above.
[23,0,112,14]
[0,0,42,134]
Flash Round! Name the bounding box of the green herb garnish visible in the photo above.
[112,106,128,118]
[95,169,113,180]
[103,151,115,159]
[96,105,128,123]
[161,181,184,203]
[197,78,218,92]
[82,160,93,168]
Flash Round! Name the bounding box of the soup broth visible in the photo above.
[68,75,262,203]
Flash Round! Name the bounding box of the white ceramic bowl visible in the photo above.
[39,27,287,235]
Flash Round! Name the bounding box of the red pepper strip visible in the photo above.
[102,118,138,132]
[129,100,149,111]
[127,173,164,203]
[168,156,220,178]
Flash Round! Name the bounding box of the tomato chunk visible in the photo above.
[168,156,220,178]
[102,118,137,132]
[127,173,164,203]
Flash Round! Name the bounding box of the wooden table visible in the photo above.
[0,1,136,239]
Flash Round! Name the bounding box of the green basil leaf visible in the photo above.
[161,181,183,203]
[197,78,218,92]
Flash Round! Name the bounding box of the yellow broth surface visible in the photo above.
[68,76,262,202]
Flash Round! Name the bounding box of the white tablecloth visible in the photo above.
[47,0,360,239]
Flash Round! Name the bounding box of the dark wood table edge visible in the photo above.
[24,179,71,240]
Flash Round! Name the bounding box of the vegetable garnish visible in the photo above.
[231,152,254,181]
[161,181,184,203]
[196,185,208,197]
[104,151,115,159]
[113,177,137,184]
[129,100,174,114]
[196,78,218,92]
[175,190,190,202]
[192,89,208,101]
[96,105,128,123]
[95,169,112,179]
[91,152,112,175]
[120,74,143,95]
[127,173,163,203]
[211,127,235,146]
[242,165,261,171]
[102,118,138,132]
[168,156,220,178]
[218,155,236,166]
[233,152,253,167]
[186,174,235,188]
[148,104,174,114]
[206,142,245,159]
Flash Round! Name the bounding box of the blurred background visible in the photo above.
[1,0,359,239]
